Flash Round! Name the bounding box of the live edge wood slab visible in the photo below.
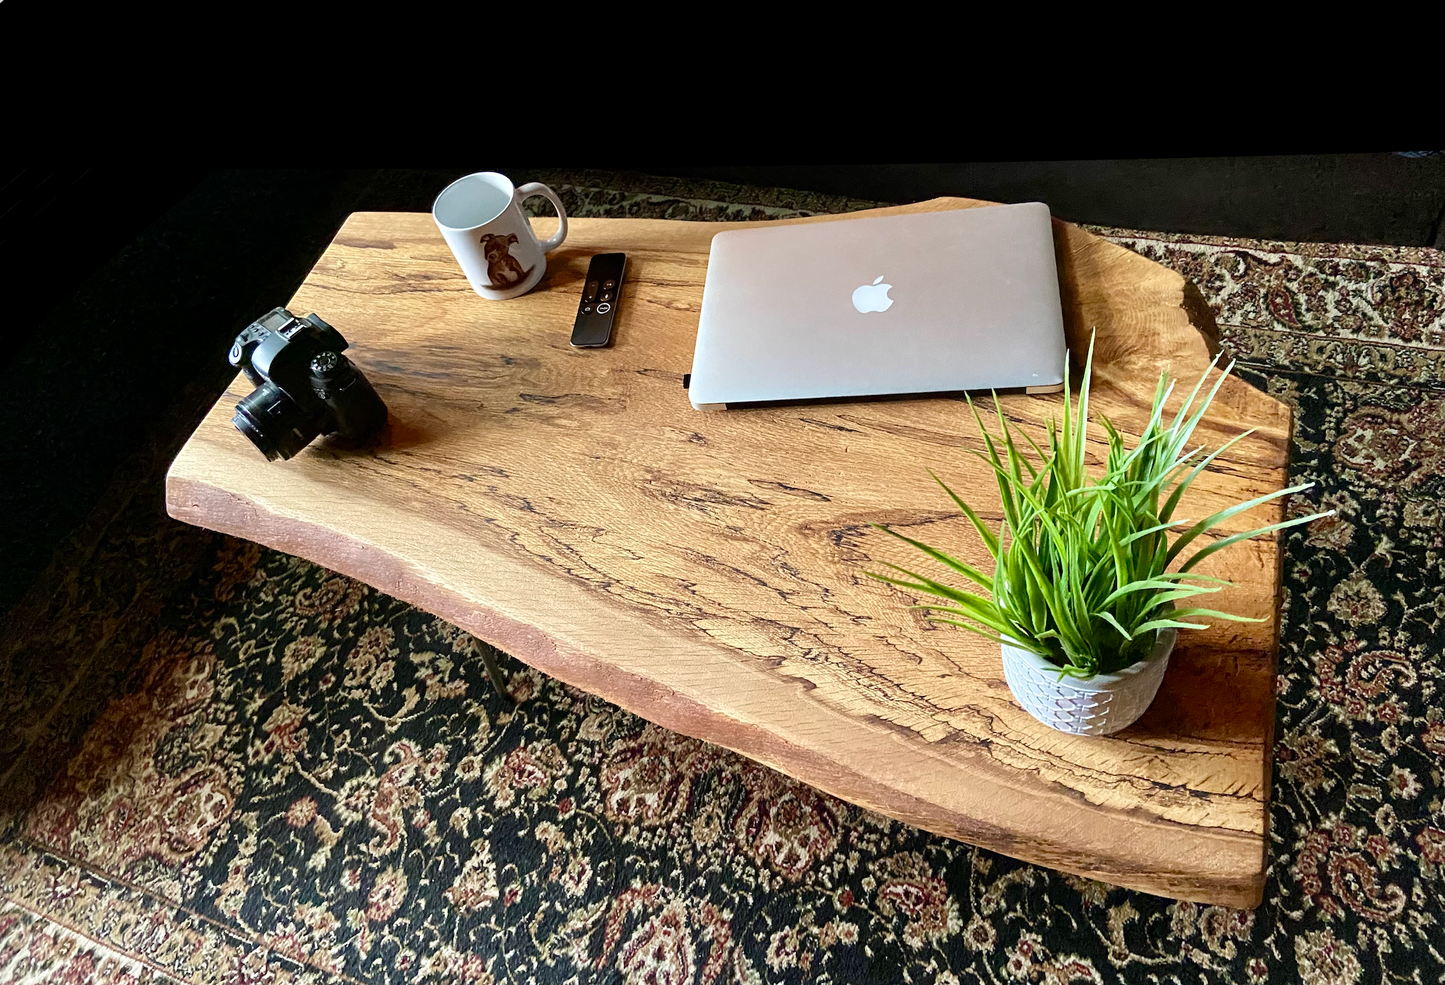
[167,199,1290,907]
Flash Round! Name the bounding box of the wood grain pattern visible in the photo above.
[166,199,1291,906]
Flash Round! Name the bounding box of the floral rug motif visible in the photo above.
[0,899,184,984]
[1097,227,1445,388]
[1,175,1443,985]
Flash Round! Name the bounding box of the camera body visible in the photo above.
[229,307,388,461]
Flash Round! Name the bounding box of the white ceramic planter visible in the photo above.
[1000,627,1178,736]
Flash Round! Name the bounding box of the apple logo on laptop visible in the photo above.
[852,275,894,313]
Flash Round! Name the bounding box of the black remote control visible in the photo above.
[571,252,626,348]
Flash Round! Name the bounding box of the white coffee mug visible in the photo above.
[433,172,568,300]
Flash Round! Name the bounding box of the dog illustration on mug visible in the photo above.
[478,233,533,290]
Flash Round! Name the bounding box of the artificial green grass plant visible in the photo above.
[870,339,1329,678]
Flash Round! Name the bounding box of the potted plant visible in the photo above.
[870,339,1327,736]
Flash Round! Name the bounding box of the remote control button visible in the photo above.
[602,279,616,290]
[582,305,592,313]
[585,280,598,300]
[596,302,611,313]
[600,291,613,301]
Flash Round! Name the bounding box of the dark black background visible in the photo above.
[2,158,1442,615]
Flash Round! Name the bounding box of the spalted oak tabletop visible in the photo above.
[167,199,1291,906]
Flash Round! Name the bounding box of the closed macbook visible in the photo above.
[688,202,1067,410]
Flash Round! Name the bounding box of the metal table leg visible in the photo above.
[479,646,515,703]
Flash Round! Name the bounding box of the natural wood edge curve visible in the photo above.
[165,473,1268,908]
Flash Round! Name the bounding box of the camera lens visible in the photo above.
[233,382,322,461]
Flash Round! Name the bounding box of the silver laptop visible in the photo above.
[688,202,1067,410]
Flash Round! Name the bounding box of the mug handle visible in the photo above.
[515,182,568,252]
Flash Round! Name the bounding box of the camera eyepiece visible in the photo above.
[228,308,388,461]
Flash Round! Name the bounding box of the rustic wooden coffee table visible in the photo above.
[167,199,1290,907]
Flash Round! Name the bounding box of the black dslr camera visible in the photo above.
[229,307,388,461]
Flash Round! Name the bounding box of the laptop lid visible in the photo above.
[688,202,1067,410]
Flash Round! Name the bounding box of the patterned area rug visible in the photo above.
[2,175,1443,984]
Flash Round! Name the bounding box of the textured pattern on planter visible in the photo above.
[1000,629,1178,736]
